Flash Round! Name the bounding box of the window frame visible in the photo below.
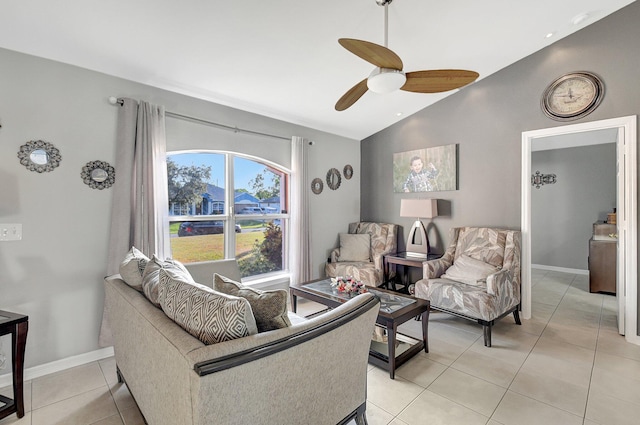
[166,150,290,282]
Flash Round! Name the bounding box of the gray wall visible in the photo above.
[361,2,640,328]
[531,144,617,270]
[0,47,360,375]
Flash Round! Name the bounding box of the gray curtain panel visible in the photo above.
[99,98,168,347]
[290,136,312,285]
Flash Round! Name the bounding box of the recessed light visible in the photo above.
[545,32,555,39]
[396,112,403,117]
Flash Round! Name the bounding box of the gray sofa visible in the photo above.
[105,259,380,425]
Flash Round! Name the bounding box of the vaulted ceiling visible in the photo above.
[1,0,635,140]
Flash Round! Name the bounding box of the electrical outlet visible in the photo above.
[0,223,22,241]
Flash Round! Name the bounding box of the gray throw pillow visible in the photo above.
[119,246,150,291]
[142,255,194,307]
[158,269,258,344]
[338,233,371,262]
[213,273,291,333]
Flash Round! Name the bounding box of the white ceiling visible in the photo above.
[1,0,635,140]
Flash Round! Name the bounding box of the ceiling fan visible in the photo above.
[335,0,479,111]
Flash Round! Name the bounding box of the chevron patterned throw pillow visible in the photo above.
[158,268,258,344]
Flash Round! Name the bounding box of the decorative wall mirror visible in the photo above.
[326,168,342,190]
[17,140,62,173]
[343,164,354,180]
[81,160,115,189]
[311,177,324,194]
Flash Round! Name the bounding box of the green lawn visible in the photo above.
[169,232,264,263]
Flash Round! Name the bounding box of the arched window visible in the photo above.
[167,151,289,280]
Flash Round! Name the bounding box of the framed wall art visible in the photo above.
[393,144,458,193]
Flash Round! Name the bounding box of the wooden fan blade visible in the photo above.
[335,79,369,111]
[401,70,479,93]
[339,38,403,70]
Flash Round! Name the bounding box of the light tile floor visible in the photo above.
[2,269,640,425]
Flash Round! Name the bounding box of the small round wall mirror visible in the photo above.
[17,140,62,173]
[343,164,354,180]
[311,177,324,194]
[81,160,115,190]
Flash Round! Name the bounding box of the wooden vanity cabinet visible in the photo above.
[588,222,617,294]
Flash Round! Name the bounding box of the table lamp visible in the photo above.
[400,198,438,258]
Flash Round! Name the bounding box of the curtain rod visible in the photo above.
[108,96,291,141]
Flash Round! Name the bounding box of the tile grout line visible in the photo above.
[581,286,606,425]
[486,270,575,422]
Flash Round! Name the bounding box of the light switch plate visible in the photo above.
[0,224,22,241]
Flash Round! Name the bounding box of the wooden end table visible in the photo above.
[290,279,429,379]
[0,310,28,420]
[384,252,441,291]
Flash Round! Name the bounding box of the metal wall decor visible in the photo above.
[311,177,324,194]
[531,171,557,189]
[17,140,62,173]
[81,160,115,189]
[326,168,342,190]
[343,164,354,180]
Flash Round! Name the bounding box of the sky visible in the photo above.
[168,152,272,192]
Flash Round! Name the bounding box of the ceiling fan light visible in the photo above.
[367,68,406,93]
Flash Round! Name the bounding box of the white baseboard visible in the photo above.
[532,264,589,275]
[0,346,114,388]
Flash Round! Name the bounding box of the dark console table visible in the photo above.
[384,252,442,292]
[0,310,28,420]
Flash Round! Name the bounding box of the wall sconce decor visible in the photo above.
[531,170,557,189]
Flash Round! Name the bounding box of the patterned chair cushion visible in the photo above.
[325,262,379,287]
[119,246,150,291]
[338,233,371,262]
[213,273,291,332]
[441,254,500,286]
[415,277,517,322]
[326,222,398,286]
[142,256,194,307]
[158,268,258,344]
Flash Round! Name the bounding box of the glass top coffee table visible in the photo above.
[290,279,430,379]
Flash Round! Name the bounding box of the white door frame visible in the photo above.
[521,116,639,345]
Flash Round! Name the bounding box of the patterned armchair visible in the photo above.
[412,227,521,347]
[325,222,398,287]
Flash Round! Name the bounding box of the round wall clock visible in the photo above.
[311,178,323,194]
[326,168,342,190]
[541,71,604,121]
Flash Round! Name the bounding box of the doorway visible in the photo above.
[521,116,639,345]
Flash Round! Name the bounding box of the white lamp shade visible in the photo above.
[400,199,438,219]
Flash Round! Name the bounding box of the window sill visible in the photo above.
[242,271,290,291]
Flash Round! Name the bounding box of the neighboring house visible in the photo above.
[259,196,280,213]
[170,184,265,216]
[233,192,261,213]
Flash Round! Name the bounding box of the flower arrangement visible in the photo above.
[330,276,367,295]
